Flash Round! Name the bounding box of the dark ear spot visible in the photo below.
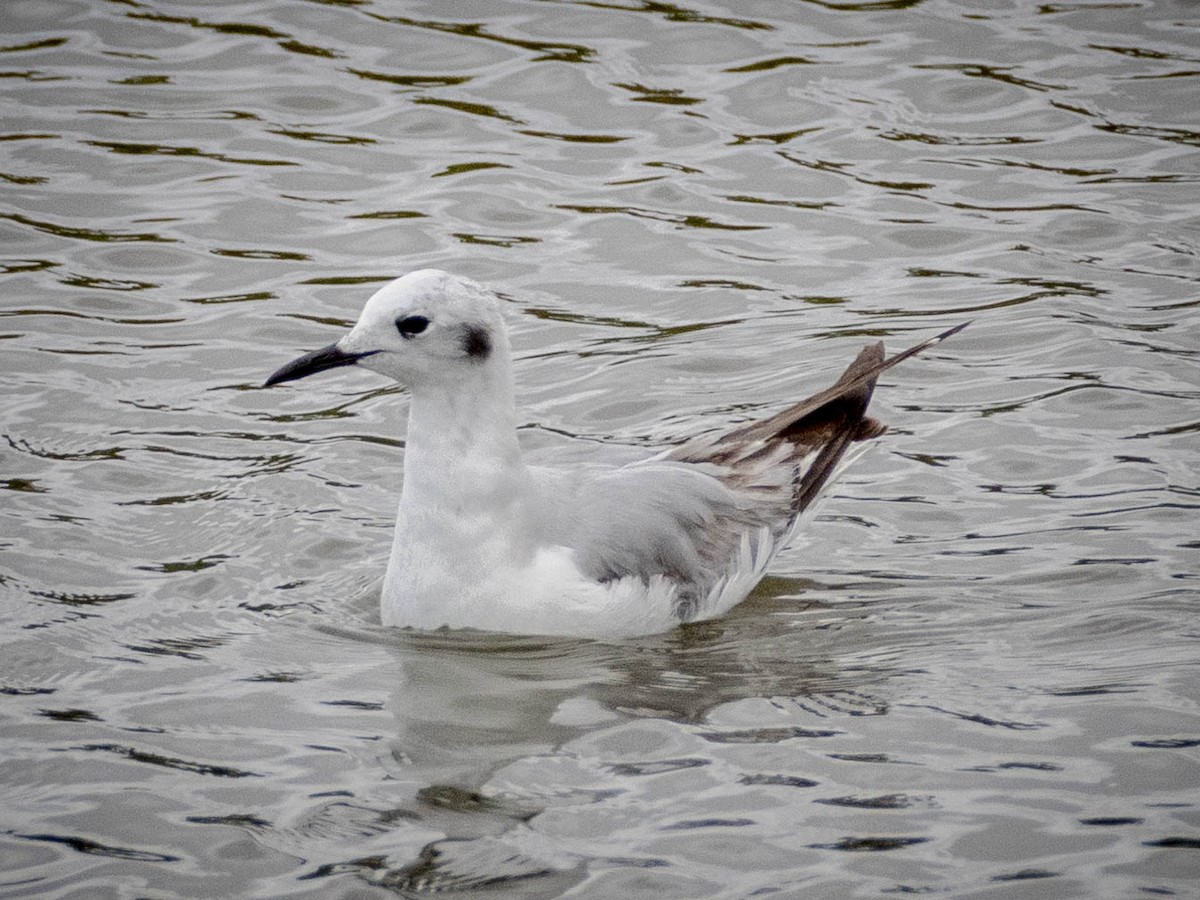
[462,324,491,360]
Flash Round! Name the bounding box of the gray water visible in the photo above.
[2,1,1198,897]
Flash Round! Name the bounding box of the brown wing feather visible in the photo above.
[717,321,967,447]
[669,321,968,519]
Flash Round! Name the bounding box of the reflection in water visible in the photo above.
[296,581,916,890]
[334,590,876,780]
[311,595,892,890]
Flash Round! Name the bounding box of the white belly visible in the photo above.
[379,507,780,638]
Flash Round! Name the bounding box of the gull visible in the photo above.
[266,269,964,638]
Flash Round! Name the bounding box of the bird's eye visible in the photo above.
[396,315,429,338]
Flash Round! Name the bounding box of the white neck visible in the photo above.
[381,355,535,627]
[401,363,525,506]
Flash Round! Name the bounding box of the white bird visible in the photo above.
[266,269,964,638]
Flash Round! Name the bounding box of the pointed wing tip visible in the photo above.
[935,320,971,342]
[876,320,969,369]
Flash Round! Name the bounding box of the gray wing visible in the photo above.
[532,457,784,619]
[532,322,967,620]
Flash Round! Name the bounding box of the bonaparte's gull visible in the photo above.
[266,269,965,637]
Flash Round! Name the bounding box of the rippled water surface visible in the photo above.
[3,0,1198,896]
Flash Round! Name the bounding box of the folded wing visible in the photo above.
[551,323,967,621]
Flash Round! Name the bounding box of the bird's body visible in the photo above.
[266,269,963,638]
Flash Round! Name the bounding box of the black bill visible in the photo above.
[264,343,376,387]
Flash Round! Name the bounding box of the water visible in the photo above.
[2,0,1198,896]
